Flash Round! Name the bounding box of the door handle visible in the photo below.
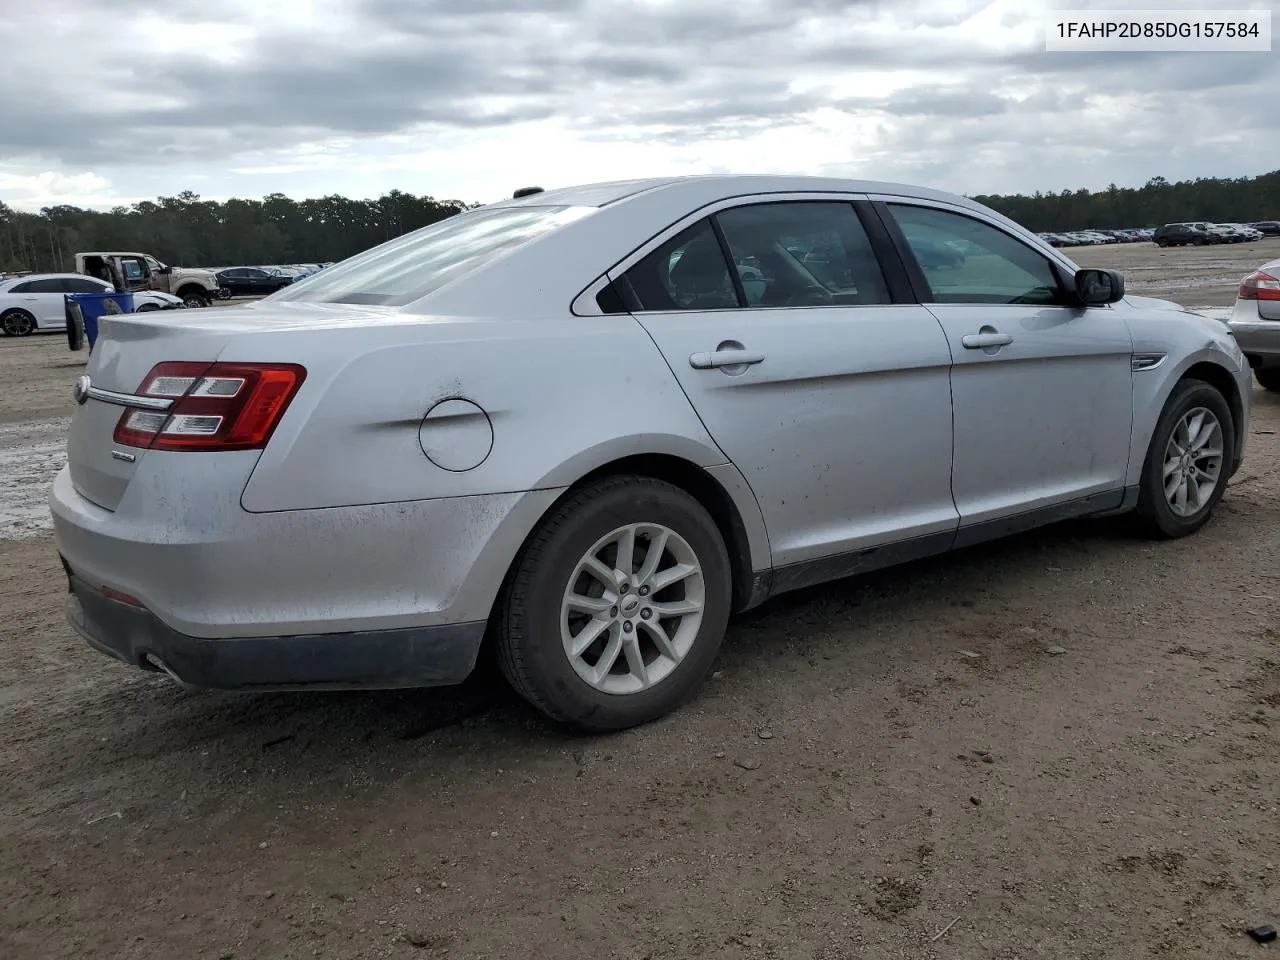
[24,297,38,301]
[961,332,1014,349]
[689,349,767,370]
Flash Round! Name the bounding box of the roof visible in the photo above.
[489,174,980,212]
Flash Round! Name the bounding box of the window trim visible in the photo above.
[866,196,1082,307]
[594,192,908,315]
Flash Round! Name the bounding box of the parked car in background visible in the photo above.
[215,266,297,296]
[1228,223,1263,241]
[1154,222,1211,246]
[1205,223,1256,243]
[1230,257,1280,393]
[1250,221,1280,236]
[0,274,183,336]
[51,174,1250,731]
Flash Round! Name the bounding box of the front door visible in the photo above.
[118,257,152,294]
[618,197,959,576]
[874,199,1134,536]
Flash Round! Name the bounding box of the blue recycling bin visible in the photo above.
[65,291,135,351]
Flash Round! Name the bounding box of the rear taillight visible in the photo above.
[113,361,306,451]
[1239,270,1280,302]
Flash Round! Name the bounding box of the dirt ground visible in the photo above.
[2,240,1280,960]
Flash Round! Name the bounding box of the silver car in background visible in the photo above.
[50,175,1251,731]
[1231,256,1280,393]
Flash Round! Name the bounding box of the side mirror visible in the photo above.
[1075,268,1124,305]
[160,265,172,274]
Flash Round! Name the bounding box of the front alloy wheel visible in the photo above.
[1161,407,1223,518]
[1135,379,1234,538]
[1,310,36,336]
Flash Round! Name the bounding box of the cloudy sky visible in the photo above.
[1,0,1276,210]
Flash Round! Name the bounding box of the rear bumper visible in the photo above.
[1230,318,1280,367]
[50,463,563,641]
[65,569,485,690]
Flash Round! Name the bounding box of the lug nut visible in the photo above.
[638,585,649,596]
[640,608,652,620]
[623,621,634,633]
[609,606,618,618]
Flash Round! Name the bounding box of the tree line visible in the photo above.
[2,169,1278,274]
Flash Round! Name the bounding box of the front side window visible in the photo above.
[887,204,1065,306]
[270,204,594,307]
[715,202,890,307]
[121,259,145,281]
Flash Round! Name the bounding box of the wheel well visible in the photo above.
[569,454,758,613]
[175,284,207,299]
[1182,361,1243,452]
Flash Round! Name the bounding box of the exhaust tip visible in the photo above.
[143,653,186,685]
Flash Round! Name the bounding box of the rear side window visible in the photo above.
[625,220,738,311]
[15,278,64,293]
[716,202,890,307]
[269,205,594,307]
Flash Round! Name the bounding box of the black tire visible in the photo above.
[134,303,160,312]
[1,309,36,336]
[1191,236,1205,245]
[1256,368,1280,393]
[1155,238,1169,247]
[1134,378,1235,539]
[178,288,209,309]
[495,475,732,732]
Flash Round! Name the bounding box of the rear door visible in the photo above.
[870,197,1134,541]
[11,278,66,327]
[614,195,958,580]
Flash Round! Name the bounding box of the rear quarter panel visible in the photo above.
[231,314,733,511]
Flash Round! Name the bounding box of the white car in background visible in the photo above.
[0,274,184,336]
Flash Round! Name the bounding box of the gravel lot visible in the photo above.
[2,240,1279,960]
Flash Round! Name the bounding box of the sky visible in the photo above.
[0,0,1276,211]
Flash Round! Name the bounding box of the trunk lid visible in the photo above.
[67,301,402,510]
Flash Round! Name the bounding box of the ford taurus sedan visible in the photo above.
[50,175,1251,731]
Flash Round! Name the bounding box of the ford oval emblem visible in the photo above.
[73,375,91,405]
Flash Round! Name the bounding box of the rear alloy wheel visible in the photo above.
[496,476,731,731]
[1134,379,1234,538]
[1256,368,1280,393]
[1,309,36,336]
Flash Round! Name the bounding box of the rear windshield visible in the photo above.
[268,204,594,307]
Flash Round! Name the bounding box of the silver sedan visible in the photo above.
[1229,256,1280,393]
[50,175,1251,731]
